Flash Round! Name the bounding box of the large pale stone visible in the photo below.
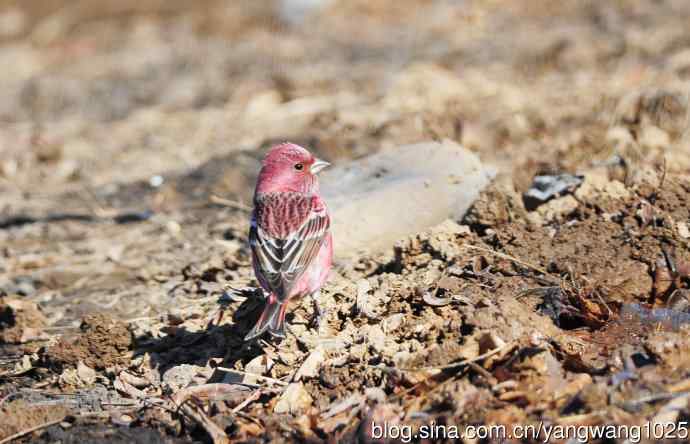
[321,140,494,258]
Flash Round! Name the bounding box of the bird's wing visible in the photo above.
[249,195,329,302]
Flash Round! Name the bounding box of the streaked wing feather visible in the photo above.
[250,205,329,301]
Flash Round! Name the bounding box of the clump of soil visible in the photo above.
[44,314,133,370]
[0,297,47,344]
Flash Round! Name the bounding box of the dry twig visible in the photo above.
[172,383,252,406]
[231,390,262,414]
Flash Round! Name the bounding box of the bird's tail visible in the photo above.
[244,296,288,341]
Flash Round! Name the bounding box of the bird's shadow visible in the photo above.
[131,288,276,383]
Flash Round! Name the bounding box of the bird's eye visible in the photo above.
[294,163,304,171]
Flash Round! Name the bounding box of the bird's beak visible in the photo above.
[310,158,331,175]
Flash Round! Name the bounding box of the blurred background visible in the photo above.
[1,0,689,208]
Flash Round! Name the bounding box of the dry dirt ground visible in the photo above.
[1,0,690,443]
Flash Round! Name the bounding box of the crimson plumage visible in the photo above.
[244,143,333,340]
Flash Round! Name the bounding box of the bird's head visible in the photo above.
[256,142,330,194]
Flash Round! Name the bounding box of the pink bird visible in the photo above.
[244,142,333,340]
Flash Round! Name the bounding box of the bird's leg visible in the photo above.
[309,290,325,329]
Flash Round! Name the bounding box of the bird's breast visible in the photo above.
[254,191,314,238]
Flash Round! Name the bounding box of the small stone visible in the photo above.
[536,195,579,222]
[575,172,630,201]
[274,382,313,414]
[58,368,78,386]
[295,348,325,381]
[76,361,97,385]
[523,174,584,211]
[365,325,386,353]
[382,313,405,333]
[278,351,298,366]
[243,355,274,385]
[356,279,378,319]
[393,351,412,367]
